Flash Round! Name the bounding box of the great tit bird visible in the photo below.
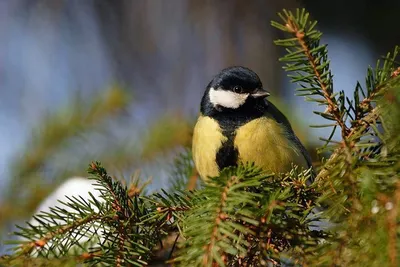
[192,66,312,179]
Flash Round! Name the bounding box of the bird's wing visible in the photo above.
[265,101,314,171]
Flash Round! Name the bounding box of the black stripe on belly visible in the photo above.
[216,131,238,170]
[204,98,267,171]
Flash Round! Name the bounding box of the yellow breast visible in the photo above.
[234,116,307,174]
[192,115,308,180]
[192,116,227,179]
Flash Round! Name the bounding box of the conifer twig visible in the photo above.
[203,175,238,266]
[89,162,125,216]
[19,214,103,256]
[284,17,350,138]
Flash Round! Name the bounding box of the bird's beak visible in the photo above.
[251,88,270,98]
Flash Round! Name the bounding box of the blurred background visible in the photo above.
[0,0,399,254]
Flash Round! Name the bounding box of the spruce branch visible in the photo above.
[86,162,157,266]
[7,162,164,266]
[16,213,103,257]
[7,162,321,266]
[173,165,321,266]
[203,174,239,266]
[173,165,270,266]
[88,162,129,218]
[308,56,400,266]
[143,189,196,233]
[272,8,400,266]
[272,9,349,139]
[317,75,400,184]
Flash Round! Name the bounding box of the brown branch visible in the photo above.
[355,92,377,121]
[116,224,126,267]
[20,214,102,255]
[203,175,238,266]
[390,66,400,78]
[89,162,126,217]
[285,18,350,138]
[316,105,382,184]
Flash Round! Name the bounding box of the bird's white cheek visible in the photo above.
[209,87,249,109]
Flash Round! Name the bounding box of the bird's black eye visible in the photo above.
[233,85,243,93]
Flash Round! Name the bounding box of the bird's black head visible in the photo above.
[200,66,270,116]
